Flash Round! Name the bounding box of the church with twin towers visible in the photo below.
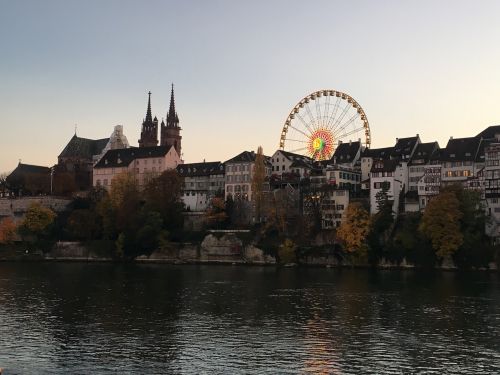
[139,84,182,158]
[91,85,184,190]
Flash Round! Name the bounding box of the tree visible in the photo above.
[105,172,142,256]
[252,146,266,223]
[391,212,435,267]
[0,172,9,197]
[419,190,463,258]
[205,197,228,229]
[367,183,395,263]
[337,202,370,252]
[66,209,101,241]
[134,209,167,254]
[18,203,56,241]
[448,185,493,268]
[0,217,17,244]
[278,238,297,264]
[144,170,184,235]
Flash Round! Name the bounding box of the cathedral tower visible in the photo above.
[160,84,182,157]
[138,91,159,148]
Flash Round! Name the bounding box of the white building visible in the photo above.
[177,162,225,212]
[270,150,313,177]
[369,159,407,215]
[325,165,361,192]
[483,143,500,242]
[360,147,394,190]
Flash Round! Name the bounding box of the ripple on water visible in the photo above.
[0,264,499,374]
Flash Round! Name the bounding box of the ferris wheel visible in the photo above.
[279,90,371,161]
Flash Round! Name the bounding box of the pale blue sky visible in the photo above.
[1,0,500,172]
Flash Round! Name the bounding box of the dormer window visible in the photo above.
[450,154,455,158]
[465,152,471,157]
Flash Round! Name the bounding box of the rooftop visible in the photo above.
[94,145,174,168]
[59,135,109,160]
[177,162,224,177]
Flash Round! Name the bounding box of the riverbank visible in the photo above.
[1,237,498,271]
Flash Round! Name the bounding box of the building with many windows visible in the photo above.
[93,146,181,189]
[369,159,406,214]
[483,142,500,241]
[177,162,225,211]
[440,136,481,185]
[224,151,271,201]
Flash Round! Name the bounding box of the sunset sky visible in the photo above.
[1,0,500,172]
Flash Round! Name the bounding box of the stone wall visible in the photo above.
[46,241,112,261]
[0,197,72,220]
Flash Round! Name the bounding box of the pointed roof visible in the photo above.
[177,162,225,177]
[9,163,50,176]
[391,135,419,160]
[167,84,179,127]
[476,125,500,140]
[441,136,481,162]
[332,141,361,163]
[145,91,153,123]
[408,142,439,165]
[94,145,175,169]
[362,146,394,160]
[58,134,109,159]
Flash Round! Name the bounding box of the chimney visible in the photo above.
[338,140,342,145]
[349,140,352,145]
[450,136,453,140]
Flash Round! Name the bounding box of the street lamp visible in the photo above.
[50,167,55,195]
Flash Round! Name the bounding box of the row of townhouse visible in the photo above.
[89,125,500,239]
[362,125,500,242]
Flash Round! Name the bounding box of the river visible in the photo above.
[0,263,499,374]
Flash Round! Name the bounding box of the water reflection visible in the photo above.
[0,264,499,374]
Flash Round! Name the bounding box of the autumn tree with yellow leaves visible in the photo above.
[17,202,56,242]
[419,189,463,258]
[337,202,371,253]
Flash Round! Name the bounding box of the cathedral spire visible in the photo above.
[167,84,179,128]
[145,91,153,123]
[139,90,158,148]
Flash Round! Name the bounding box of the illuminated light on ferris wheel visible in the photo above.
[279,90,371,161]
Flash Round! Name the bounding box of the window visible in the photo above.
[104,179,108,186]
[374,182,390,189]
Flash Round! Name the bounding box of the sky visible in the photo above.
[1,0,500,173]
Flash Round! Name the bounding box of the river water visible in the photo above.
[0,263,499,374]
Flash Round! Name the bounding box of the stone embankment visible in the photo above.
[136,233,276,265]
